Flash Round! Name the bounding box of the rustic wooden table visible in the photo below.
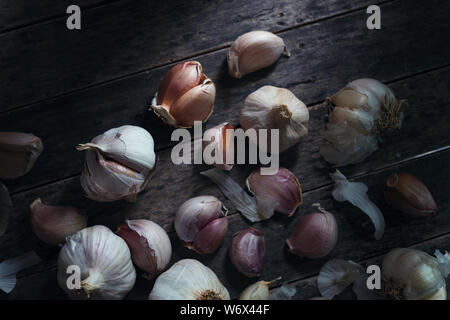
[0,0,449,300]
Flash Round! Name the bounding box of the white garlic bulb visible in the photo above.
[239,86,309,153]
[149,259,230,300]
[320,78,406,166]
[228,31,289,79]
[57,225,136,300]
[77,125,156,202]
[382,248,450,300]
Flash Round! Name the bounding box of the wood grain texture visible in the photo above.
[0,0,424,111]
[0,0,114,33]
[1,149,449,300]
[2,0,450,193]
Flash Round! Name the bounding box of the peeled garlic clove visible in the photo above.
[30,198,87,245]
[77,125,156,202]
[0,183,12,238]
[240,86,309,153]
[202,122,235,171]
[246,167,302,216]
[0,132,43,179]
[57,225,136,300]
[382,248,446,300]
[230,227,265,278]
[227,31,289,79]
[286,207,338,259]
[385,173,437,217]
[117,219,172,277]
[149,259,230,300]
[239,277,281,300]
[150,61,215,128]
[174,195,228,254]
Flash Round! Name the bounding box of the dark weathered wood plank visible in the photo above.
[0,0,115,33]
[2,149,449,299]
[0,0,440,111]
[2,0,450,193]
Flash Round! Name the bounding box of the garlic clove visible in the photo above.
[246,167,302,216]
[318,259,363,299]
[239,277,281,300]
[190,217,228,254]
[268,283,297,300]
[156,61,204,109]
[330,89,369,112]
[384,172,437,216]
[149,259,230,300]
[169,79,215,128]
[227,31,288,79]
[0,132,44,179]
[286,206,338,259]
[30,198,87,245]
[229,227,265,278]
[239,86,309,153]
[117,219,172,277]
[0,183,12,238]
[329,107,374,135]
[202,122,235,171]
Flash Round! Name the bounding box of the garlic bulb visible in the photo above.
[30,198,87,245]
[77,125,156,202]
[320,78,407,166]
[240,86,309,153]
[117,219,171,277]
[150,61,215,128]
[318,259,363,299]
[0,183,12,238]
[227,31,289,79]
[202,122,235,171]
[286,206,338,259]
[382,248,450,300]
[246,167,302,216]
[385,172,437,216]
[0,132,43,179]
[57,225,136,300]
[230,228,266,278]
[239,277,281,300]
[174,195,228,254]
[149,259,230,300]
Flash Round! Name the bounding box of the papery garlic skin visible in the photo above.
[0,183,12,238]
[0,132,43,179]
[230,228,266,278]
[239,277,281,300]
[30,198,87,245]
[203,122,235,171]
[318,259,363,299]
[175,195,228,254]
[57,225,136,300]
[246,167,302,216]
[286,209,338,259]
[227,31,289,79]
[240,86,309,153]
[77,125,156,202]
[149,259,230,300]
[150,61,215,128]
[385,173,437,216]
[382,248,446,300]
[117,219,171,277]
[321,78,406,166]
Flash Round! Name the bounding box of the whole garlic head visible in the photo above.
[240,86,309,153]
[77,125,156,202]
[149,259,230,300]
[57,225,136,300]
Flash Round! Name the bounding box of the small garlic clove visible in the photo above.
[318,259,363,299]
[117,219,172,277]
[30,198,87,245]
[202,122,235,171]
[246,167,302,216]
[169,79,216,128]
[286,207,338,259]
[239,277,281,300]
[239,86,309,153]
[330,88,369,111]
[229,227,266,278]
[191,217,228,254]
[0,183,12,238]
[0,132,43,179]
[227,31,288,79]
[384,173,437,216]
